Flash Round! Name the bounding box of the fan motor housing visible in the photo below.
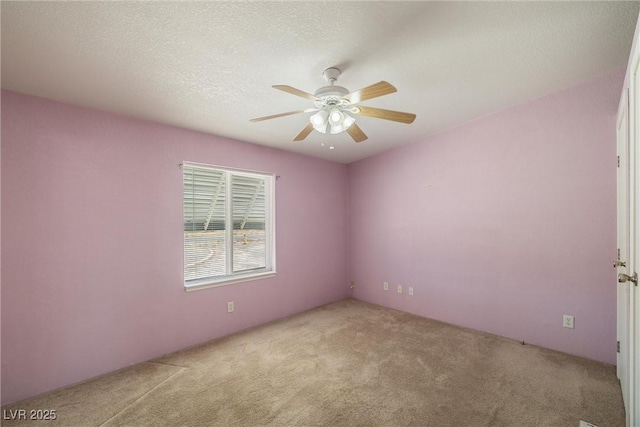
[314,85,349,99]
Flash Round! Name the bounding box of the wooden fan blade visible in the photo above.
[250,110,308,122]
[273,85,319,101]
[345,81,397,104]
[354,105,416,124]
[346,123,368,143]
[293,123,314,141]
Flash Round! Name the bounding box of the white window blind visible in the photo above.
[183,162,274,290]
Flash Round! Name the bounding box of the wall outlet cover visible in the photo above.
[563,314,574,329]
[383,282,389,291]
[397,285,403,294]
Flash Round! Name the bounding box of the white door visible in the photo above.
[616,88,631,420]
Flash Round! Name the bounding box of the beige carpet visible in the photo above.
[2,298,624,426]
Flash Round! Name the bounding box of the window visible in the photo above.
[182,162,275,291]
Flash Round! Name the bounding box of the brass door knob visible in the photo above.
[618,272,638,285]
[613,260,627,268]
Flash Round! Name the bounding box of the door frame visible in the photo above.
[616,87,631,419]
[631,41,640,427]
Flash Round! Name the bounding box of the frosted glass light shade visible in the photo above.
[310,110,328,133]
[329,108,343,125]
[329,112,355,134]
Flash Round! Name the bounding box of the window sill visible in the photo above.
[184,271,276,292]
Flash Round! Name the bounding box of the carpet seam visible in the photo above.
[147,360,190,369]
[98,367,187,427]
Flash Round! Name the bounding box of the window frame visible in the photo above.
[182,161,276,292]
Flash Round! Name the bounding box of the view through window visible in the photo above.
[183,162,274,289]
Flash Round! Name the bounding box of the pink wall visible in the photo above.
[348,69,623,364]
[1,91,349,404]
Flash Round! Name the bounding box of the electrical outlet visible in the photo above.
[408,287,414,296]
[397,285,403,294]
[563,315,574,329]
[227,301,234,313]
[383,282,389,291]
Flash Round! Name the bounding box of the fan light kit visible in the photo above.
[250,67,416,143]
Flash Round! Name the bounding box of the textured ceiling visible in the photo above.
[2,2,638,164]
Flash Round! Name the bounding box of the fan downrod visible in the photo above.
[322,67,341,84]
[315,68,349,99]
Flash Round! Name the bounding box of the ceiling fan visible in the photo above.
[250,68,416,143]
